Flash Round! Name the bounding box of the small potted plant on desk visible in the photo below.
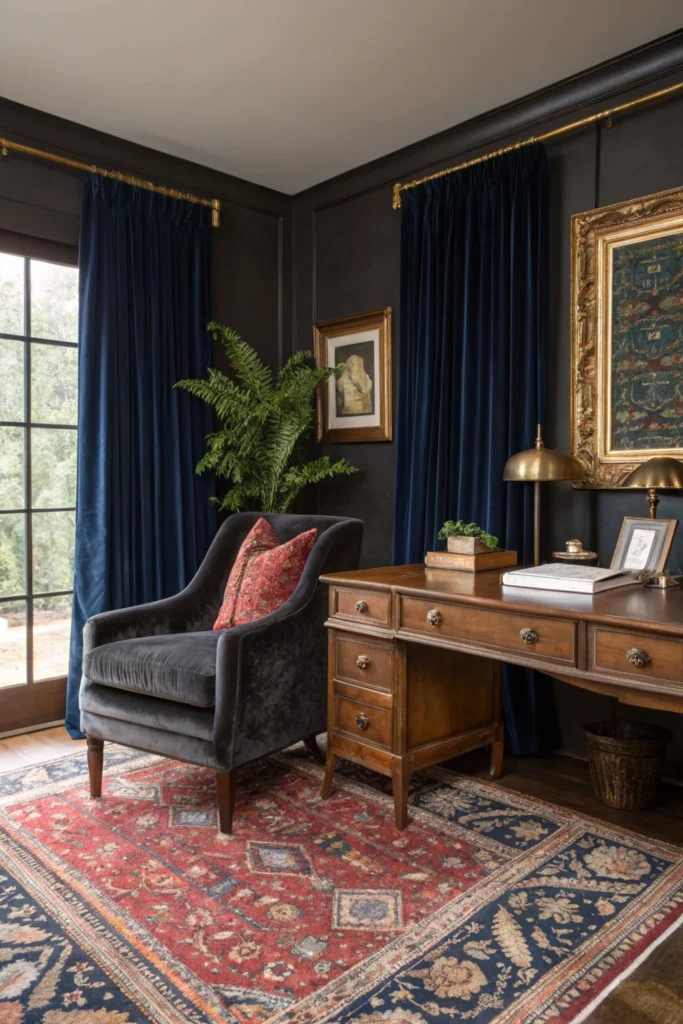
[425,521,517,572]
[438,519,499,554]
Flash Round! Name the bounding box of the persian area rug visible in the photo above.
[0,747,682,1024]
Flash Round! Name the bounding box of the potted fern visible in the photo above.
[176,322,357,513]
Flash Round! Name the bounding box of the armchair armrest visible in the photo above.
[83,588,213,656]
[213,585,328,769]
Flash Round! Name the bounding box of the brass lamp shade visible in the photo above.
[503,445,586,482]
[626,457,683,490]
[503,425,586,565]
[625,456,683,518]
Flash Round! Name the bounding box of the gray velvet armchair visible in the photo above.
[79,512,363,832]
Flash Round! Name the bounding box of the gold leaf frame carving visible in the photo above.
[571,183,683,488]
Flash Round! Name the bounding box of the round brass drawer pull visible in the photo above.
[355,713,370,730]
[426,609,443,627]
[355,599,368,613]
[520,628,538,645]
[356,655,371,670]
[626,647,651,669]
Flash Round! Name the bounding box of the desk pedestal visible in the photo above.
[322,629,503,829]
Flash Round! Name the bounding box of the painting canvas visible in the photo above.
[571,185,683,487]
[334,339,376,418]
[313,308,392,443]
[610,233,683,453]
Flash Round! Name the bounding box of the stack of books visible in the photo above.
[425,548,517,573]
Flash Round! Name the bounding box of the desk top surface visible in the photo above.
[321,564,683,637]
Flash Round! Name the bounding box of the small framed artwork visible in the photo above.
[313,307,392,443]
[610,517,678,574]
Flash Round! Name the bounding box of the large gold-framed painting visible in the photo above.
[571,184,683,488]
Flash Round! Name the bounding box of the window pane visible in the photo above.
[31,342,78,425]
[0,339,25,421]
[0,513,25,597]
[34,594,72,681]
[0,427,25,509]
[30,260,79,343]
[0,600,26,687]
[32,428,77,508]
[0,253,24,336]
[32,510,75,593]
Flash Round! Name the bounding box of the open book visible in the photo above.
[501,563,638,595]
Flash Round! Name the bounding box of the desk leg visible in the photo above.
[490,666,504,779]
[490,723,504,779]
[392,757,409,830]
[322,750,337,799]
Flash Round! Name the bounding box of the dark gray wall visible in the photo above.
[291,32,683,769]
[0,96,292,371]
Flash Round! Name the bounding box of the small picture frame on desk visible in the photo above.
[610,517,677,575]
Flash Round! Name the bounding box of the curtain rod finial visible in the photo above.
[211,199,220,228]
[392,182,402,210]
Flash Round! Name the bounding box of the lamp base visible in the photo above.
[644,573,680,589]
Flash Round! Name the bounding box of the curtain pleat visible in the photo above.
[65,175,215,737]
[392,145,553,755]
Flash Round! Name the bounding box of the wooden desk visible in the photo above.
[320,564,683,829]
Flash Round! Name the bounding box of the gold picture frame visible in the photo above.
[610,517,678,575]
[571,184,683,488]
[313,307,392,443]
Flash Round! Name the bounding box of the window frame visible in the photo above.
[0,246,79,693]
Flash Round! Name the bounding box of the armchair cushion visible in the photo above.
[83,631,219,708]
[213,517,317,629]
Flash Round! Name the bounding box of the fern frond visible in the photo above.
[210,322,273,399]
[179,323,358,513]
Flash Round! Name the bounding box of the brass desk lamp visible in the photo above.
[624,456,683,518]
[624,456,683,589]
[503,424,586,565]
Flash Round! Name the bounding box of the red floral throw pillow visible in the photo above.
[213,518,317,630]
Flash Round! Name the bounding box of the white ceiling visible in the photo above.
[1,0,682,194]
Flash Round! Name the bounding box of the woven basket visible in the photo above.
[584,720,672,811]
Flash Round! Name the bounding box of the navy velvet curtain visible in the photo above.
[392,145,550,755]
[65,174,215,737]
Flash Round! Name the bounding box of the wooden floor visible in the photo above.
[0,725,86,770]
[449,748,683,846]
[0,727,681,846]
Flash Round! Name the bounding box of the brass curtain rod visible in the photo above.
[392,79,683,209]
[0,135,221,226]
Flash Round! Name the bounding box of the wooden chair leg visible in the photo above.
[216,771,237,834]
[303,734,325,764]
[321,750,337,798]
[87,737,104,798]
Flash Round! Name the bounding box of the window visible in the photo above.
[0,251,79,690]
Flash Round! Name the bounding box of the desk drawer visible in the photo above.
[334,635,393,690]
[334,679,392,710]
[398,596,576,666]
[332,587,391,627]
[334,694,392,750]
[588,626,683,687]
